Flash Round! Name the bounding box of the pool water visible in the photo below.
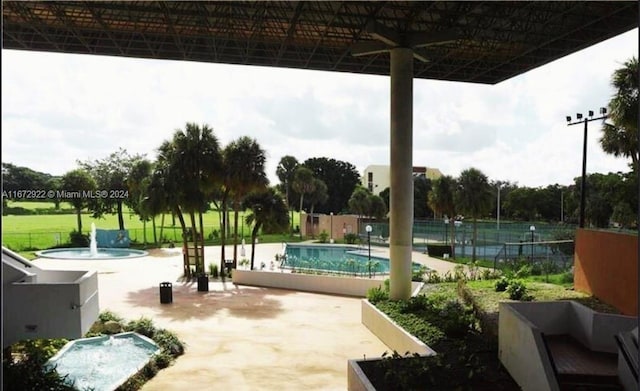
[282,244,423,275]
[36,247,148,259]
[46,332,160,391]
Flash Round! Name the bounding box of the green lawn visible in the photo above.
[463,278,619,314]
[3,201,302,251]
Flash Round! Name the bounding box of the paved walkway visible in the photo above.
[32,243,462,391]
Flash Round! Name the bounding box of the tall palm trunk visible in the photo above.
[189,212,201,274]
[117,200,125,230]
[159,213,165,245]
[152,216,157,245]
[220,191,229,273]
[250,223,260,270]
[298,195,305,239]
[76,208,83,233]
[173,205,189,276]
[309,204,316,238]
[233,204,240,264]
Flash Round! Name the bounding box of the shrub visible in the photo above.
[344,233,358,244]
[126,317,156,339]
[2,339,74,391]
[98,311,123,323]
[153,352,173,369]
[318,230,329,243]
[438,299,475,338]
[507,280,532,301]
[153,328,185,357]
[560,271,574,284]
[412,266,428,282]
[69,230,89,247]
[367,286,389,304]
[425,270,442,283]
[494,277,509,292]
[209,263,219,279]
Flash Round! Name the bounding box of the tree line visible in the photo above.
[2,56,637,267]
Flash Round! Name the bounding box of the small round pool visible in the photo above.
[36,248,148,260]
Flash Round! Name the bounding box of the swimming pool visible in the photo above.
[282,244,423,276]
[46,332,159,391]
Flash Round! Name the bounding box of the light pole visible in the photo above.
[454,220,462,258]
[566,108,608,228]
[496,183,501,231]
[529,225,535,260]
[366,225,372,278]
[330,212,334,243]
[444,216,451,256]
[444,217,449,245]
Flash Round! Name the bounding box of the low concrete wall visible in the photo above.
[499,301,638,390]
[361,300,436,356]
[590,312,638,353]
[347,359,377,391]
[233,269,421,298]
[499,302,559,391]
[4,271,99,347]
[574,229,638,315]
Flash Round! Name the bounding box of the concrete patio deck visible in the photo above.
[32,243,463,390]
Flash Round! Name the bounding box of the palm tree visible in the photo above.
[600,57,638,169]
[157,123,222,276]
[456,168,492,262]
[223,136,268,265]
[429,175,457,257]
[306,178,328,238]
[243,188,289,269]
[276,155,299,234]
[348,186,371,235]
[292,166,315,238]
[61,169,97,233]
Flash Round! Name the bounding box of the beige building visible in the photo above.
[362,164,443,195]
[300,212,359,241]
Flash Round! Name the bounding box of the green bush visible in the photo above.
[560,271,574,284]
[494,277,509,292]
[506,280,531,301]
[126,317,156,339]
[153,352,173,369]
[318,230,329,243]
[209,263,219,279]
[153,329,185,357]
[412,266,428,282]
[2,339,74,391]
[438,299,475,338]
[367,286,389,304]
[69,230,89,247]
[98,311,123,323]
[344,233,358,244]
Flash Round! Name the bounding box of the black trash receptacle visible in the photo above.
[159,282,173,304]
[197,274,209,292]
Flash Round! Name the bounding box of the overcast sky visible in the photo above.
[2,29,638,188]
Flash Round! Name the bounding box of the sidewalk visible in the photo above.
[31,243,464,390]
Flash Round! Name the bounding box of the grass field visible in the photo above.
[2,201,302,251]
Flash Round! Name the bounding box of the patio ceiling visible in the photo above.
[2,1,638,84]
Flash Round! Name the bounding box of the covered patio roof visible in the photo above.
[2,1,638,84]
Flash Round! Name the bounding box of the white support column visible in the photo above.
[389,47,413,300]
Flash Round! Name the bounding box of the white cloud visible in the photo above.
[1,29,637,188]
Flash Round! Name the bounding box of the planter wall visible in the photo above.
[361,300,435,356]
[232,269,422,298]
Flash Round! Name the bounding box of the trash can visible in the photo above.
[159,282,173,304]
[197,274,209,292]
